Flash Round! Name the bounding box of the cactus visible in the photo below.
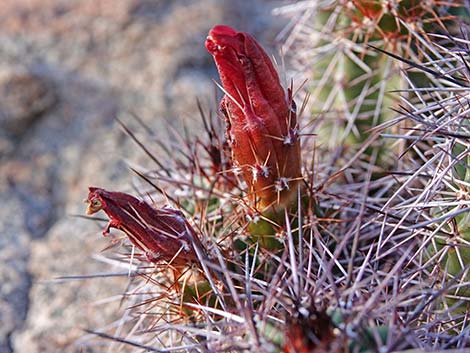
[276,0,465,163]
[77,7,470,353]
[375,26,470,343]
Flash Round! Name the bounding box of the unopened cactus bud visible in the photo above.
[206,25,301,211]
[85,187,200,266]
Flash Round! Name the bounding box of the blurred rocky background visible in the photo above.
[0,1,283,352]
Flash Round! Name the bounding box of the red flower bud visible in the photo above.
[205,25,301,210]
[85,187,199,266]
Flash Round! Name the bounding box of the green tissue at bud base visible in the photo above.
[426,232,470,319]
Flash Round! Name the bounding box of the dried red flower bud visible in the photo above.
[85,187,199,266]
[205,25,301,210]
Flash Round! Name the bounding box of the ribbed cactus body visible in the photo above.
[285,0,460,153]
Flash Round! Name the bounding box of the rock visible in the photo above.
[0,70,57,137]
[0,195,31,353]
[2,73,122,353]
[11,219,128,353]
[167,68,214,121]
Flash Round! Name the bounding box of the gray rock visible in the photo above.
[0,71,57,137]
[11,218,129,353]
[0,194,31,353]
